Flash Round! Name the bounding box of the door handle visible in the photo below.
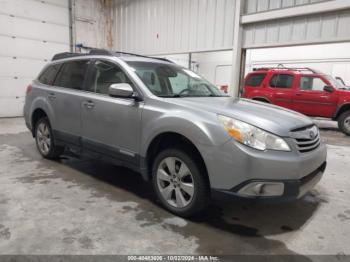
[48,92,56,100]
[83,100,95,109]
[295,93,302,96]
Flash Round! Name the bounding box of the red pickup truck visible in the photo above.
[242,67,350,135]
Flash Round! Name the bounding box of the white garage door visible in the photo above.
[0,0,70,117]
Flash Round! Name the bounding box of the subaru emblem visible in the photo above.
[310,131,315,139]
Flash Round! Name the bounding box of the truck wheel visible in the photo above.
[35,117,64,159]
[152,147,209,217]
[338,110,350,136]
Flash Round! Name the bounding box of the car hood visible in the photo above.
[167,97,314,137]
[337,89,350,95]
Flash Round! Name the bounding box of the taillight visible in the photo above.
[26,84,32,95]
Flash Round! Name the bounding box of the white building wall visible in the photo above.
[245,42,350,85]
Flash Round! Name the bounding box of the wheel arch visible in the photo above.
[143,131,210,185]
[333,103,350,120]
[31,108,49,137]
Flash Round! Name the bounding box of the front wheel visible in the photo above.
[338,111,350,136]
[152,148,209,217]
[35,117,64,159]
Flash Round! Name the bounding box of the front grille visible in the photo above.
[291,125,320,153]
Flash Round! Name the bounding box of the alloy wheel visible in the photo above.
[156,157,194,208]
[36,121,51,155]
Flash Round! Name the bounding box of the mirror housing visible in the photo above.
[323,85,334,93]
[109,83,136,99]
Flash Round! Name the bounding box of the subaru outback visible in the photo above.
[24,50,327,217]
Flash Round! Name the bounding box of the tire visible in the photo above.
[338,110,350,136]
[152,147,209,217]
[34,117,64,159]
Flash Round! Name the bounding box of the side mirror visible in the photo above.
[323,85,334,93]
[109,83,135,98]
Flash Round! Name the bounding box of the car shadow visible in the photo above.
[59,153,321,238]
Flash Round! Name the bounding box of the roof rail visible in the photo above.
[89,49,113,56]
[51,48,174,63]
[51,52,87,61]
[253,66,319,74]
[114,51,174,63]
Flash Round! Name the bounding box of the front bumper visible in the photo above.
[212,161,326,202]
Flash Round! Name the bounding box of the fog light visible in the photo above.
[238,182,284,197]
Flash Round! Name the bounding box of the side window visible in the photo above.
[54,60,90,90]
[88,60,133,95]
[300,76,327,91]
[269,74,294,88]
[38,64,61,85]
[245,74,266,87]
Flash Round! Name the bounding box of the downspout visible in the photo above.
[68,0,76,52]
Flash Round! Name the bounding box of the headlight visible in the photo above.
[217,115,291,151]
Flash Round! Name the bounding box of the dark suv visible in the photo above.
[242,67,350,135]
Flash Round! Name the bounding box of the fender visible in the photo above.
[140,110,231,159]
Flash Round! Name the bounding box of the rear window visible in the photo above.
[245,74,266,87]
[54,60,90,90]
[38,64,61,85]
[269,74,294,88]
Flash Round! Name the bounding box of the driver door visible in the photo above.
[293,75,338,117]
[81,59,143,164]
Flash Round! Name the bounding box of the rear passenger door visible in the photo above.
[49,59,90,145]
[80,59,143,165]
[268,73,295,110]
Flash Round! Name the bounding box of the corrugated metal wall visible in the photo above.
[244,0,332,14]
[243,9,350,48]
[115,0,236,55]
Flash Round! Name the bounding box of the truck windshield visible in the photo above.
[127,61,228,97]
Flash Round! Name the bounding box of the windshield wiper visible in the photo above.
[158,94,182,98]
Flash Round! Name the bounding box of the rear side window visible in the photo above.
[245,74,266,87]
[54,60,90,90]
[38,64,61,85]
[269,74,294,88]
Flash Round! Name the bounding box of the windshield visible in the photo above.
[127,61,228,97]
[325,75,347,90]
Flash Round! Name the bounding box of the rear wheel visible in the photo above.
[338,110,350,136]
[35,117,64,159]
[152,148,209,217]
